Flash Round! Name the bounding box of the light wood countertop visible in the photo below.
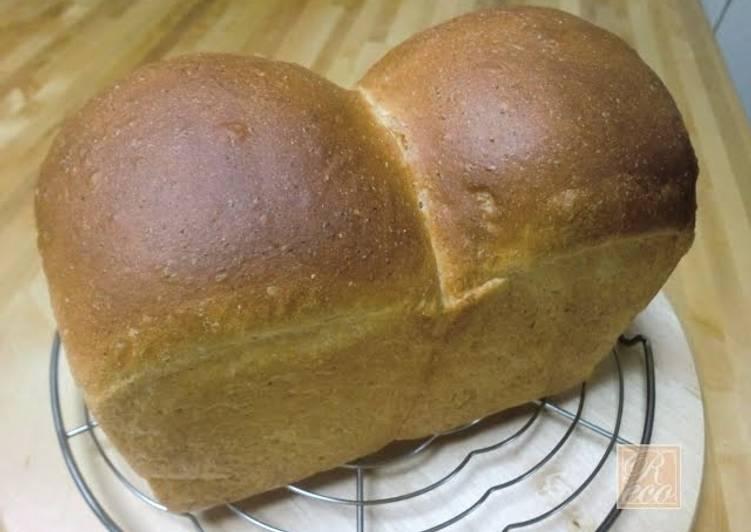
[1,1,749,530]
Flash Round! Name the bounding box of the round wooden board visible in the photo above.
[1,292,704,531]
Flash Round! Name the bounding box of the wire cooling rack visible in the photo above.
[50,333,656,532]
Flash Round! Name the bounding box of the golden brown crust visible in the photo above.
[36,54,437,395]
[359,7,697,301]
[35,7,697,512]
[397,230,692,439]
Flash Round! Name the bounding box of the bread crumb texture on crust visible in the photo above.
[35,7,696,511]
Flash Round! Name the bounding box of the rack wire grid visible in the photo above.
[50,333,656,532]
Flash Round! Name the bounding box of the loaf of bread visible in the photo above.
[36,7,696,511]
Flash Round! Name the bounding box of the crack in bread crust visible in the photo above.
[357,86,508,311]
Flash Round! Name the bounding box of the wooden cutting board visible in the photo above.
[0,292,704,531]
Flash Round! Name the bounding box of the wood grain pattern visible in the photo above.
[1,1,748,530]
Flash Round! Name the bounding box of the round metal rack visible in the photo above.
[50,333,656,531]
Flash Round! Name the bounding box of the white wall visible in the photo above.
[701,0,751,121]
[702,0,729,26]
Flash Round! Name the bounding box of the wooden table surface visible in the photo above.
[1,1,749,530]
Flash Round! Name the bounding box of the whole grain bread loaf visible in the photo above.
[35,7,697,511]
